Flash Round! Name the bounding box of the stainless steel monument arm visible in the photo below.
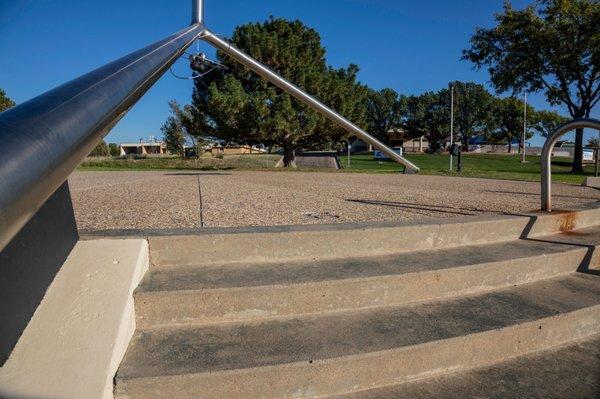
[541,118,600,211]
[198,29,421,175]
[0,23,203,252]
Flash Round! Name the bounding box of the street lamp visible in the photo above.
[521,92,528,163]
[449,84,455,172]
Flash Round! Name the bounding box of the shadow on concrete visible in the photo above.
[516,213,600,276]
[346,199,481,216]
[0,392,49,399]
[0,182,78,366]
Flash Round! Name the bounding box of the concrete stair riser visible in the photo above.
[135,247,591,328]
[116,305,600,399]
[149,208,600,268]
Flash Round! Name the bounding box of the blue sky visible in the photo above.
[1,0,597,146]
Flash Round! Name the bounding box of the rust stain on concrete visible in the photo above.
[552,210,577,233]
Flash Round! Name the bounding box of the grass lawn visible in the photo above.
[78,153,597,185]
[340,153,597,185]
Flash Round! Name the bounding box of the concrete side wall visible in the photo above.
[0,239,149,399]
[0,181,79,365]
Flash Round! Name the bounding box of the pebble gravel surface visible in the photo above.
[69,170,600,231]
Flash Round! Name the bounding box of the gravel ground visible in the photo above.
[69,170,600,231]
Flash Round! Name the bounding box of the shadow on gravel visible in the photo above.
[163,172,232,176]
[482,189,598,200]
[346,199,480,216]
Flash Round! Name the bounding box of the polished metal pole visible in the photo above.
[540,118,600,211]
[0,24,203,252]
[199,29,420,174]
[449,84,454,171]
[521,93,527,163]
[191,0,203,25]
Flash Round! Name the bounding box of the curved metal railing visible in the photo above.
[541,118,600,211]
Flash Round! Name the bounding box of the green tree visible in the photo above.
[89,140,110,157]
[531,109,570,137]
[161,100,188,157]
[489,97,535,153]
[463,0,600,172]
[404,92,449,151]
[449,81,497,151]
[189,18,367,166]
[364,88,406,142]
[0,89,15,112]
[108,143,119,156]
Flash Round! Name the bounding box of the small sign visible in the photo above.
[374,147,403,160]
[583,148,595,163]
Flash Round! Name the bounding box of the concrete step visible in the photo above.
[116,273,600,398]
[147,206,600,267]
[337,333,600,399]
[135,228,600,328]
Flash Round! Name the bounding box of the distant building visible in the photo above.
[350,128,429,153]
[119,136,167,156]
[209,145,266,156]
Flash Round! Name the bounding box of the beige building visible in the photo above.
[210,145,266,156]
[119,141,167,156]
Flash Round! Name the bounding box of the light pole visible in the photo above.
[521,92,528,163]
[347,141,351,168]
[449,84,455,172]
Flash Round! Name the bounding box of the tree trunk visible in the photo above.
[282,147,296,167]
[571,128,584,173]
[507,140,512,153]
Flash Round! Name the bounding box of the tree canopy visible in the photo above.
[364,88,406,142]
[463,0,600,171]
[161,100,189,156]
[0,89,15,113]
[488,97,535,152]
[404,92,449,151]
[448,81,497,150]
[188,17,367,166]
[89,140,110,157]
[530,109,570,137]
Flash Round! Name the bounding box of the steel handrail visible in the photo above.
[541,118,600,211]
[0,23,204,252]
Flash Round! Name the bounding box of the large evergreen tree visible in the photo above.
[463,0,600,172]
[188,18,367,166]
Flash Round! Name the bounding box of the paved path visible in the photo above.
[69,170,600,231]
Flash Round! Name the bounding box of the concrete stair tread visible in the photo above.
[338,333,600,399]
[139,232,596,293]
[118,273,600,381]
